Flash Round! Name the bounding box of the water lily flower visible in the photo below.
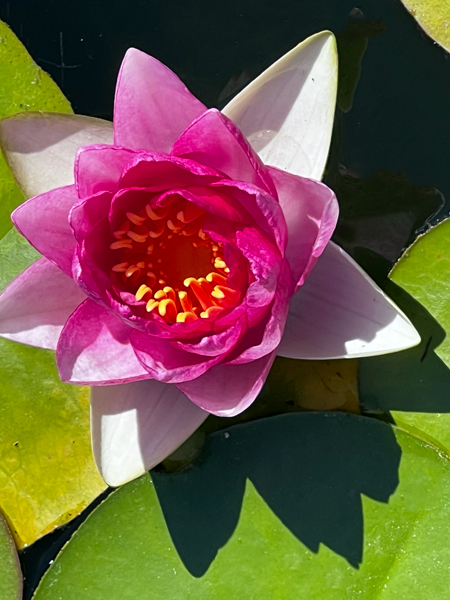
[0,32,419,487]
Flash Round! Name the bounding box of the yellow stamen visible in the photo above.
[163,286,176,303]
[184,277,216,311]
[145,203,171,220]
[158,299,177,323]
[148,220,165,238]
[214,258,227,269]
[176,311,198,323]
[146,299,159,313]
[200,306,224,319]
[206,272,228,286]
[135,284,152,301]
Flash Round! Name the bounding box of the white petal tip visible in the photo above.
[278,242,422,360]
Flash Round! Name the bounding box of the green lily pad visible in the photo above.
[399,0,450,54]
[0,229,106,548]
[32,413,450,599]
[0,19,72,240]
[0,513,21,600]
[359,219,450,456]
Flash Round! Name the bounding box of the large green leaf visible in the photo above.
[0,19,72,239]
[32,413,450,599]
[0,229,106,548]
[359,219,450,455]
[0,513,21,600]
[399,0,450,54]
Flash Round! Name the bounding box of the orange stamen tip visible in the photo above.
[158,299,177,322]
[110,240,133,250]
[136,262,146,269]
[146,299,159,313]
[135,284,152,301]
[154,290,167,300]
[112,262,129,272]
[113,230,127,239]
[224,267,230,274]
[125,265,141,278]
[176,311,198,323]
[126,212,146,226]
[148,221,165,238]
[127,230,148,243]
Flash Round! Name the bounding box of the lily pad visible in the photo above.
[0,19,72,239]
[32,413,450,599]
[399,0,450,54]
[359,219,450,456]
[0,229,106,548]
[0,513,21,600]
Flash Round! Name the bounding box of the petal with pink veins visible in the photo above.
[57,298,150,385]
[172,109,276,196]
[222,31,338,180]
[0,112,113,199]
[177,351,276,417]
[0,257,86,350]
[12,185,78,276]
[114,48,206,152]
[91,379,208,486]
[268,166,339,288]
[277,242,421,359]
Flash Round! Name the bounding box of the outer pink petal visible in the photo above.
[12,185,78,276]
[268,166,338,289]
[91,380,208,486]
[0,257,86,350]
[176,351,276,416]
[172,109,277,196]
[130,330,223,384]
[75,145,140,198]
[70,191,112,243]
[56,299,150,385]
[114,48,206,152]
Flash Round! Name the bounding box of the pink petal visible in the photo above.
[268,166,338,289]
[278,242,421,359]
[12,185,78,276]
[176,351,276,416]
[56,299,150,385]
[130,330,223,384]
[0,257,86,350]
[231,259,291,364]
[172,109,277,196]
[70,191,112,243]
[75,145,140,198]
[0,112,113,199]
[114,48,206,152]
[91,380,208,486]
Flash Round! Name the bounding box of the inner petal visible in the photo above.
[108,191,243,324]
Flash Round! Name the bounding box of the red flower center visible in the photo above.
[109,194,241,324]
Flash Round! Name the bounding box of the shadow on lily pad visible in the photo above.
[152,412,400,576]
[360,280,450,414]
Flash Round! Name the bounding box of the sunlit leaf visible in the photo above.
[0,513,21,600]
[399,0,450,54]
[32,414,450,599]
[0,19,72,240]
[359,219,450,456]
[0,229,106,548]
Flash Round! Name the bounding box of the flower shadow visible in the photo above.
[152,412,400,577]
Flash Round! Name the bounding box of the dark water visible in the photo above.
[1,0,450,596]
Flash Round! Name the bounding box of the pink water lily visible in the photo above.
[0,32,420,486]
